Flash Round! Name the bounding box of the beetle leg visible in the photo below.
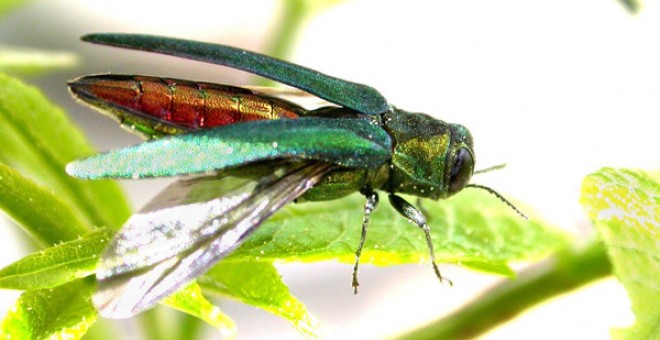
[388,194,453,286]
[352,187,378,294]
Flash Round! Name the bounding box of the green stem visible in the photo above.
[257,0,308,87]
[139,308,174,340]
[399,241,612,339]
[175,312,206,340]
[0,0,29,18]
[84,318,117,340]
[618,0,641,13]
[139,306,206,340]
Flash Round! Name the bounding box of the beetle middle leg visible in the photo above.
[352,187,378,294]
[389,194,453,286]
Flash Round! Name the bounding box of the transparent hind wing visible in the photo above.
[245,85,336,111]
[93,161,333,318]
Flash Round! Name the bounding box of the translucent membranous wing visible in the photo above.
[66,117,392,179]
[245,85,334,111]
[93,162,333,318]
[81,33,391,115]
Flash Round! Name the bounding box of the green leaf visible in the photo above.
[163,283,237,339]
[0,49,78,75]
[0,228,112,289]
[228,190,568,276]
[0,277,97,339]
[199,262,320,338]
[581,168,660,339]
[0,163,88,245]
[0,73,130,229]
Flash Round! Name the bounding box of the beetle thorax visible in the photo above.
[380,109,454,199]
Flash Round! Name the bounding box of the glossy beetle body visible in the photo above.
[67,34,488,318]
[71,75,475,202]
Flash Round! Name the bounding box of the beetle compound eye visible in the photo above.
[449,148,474,194]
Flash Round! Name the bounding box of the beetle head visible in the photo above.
[383,110,474,199]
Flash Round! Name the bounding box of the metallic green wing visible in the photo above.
[67,117,392,179]
[82,33,391,115]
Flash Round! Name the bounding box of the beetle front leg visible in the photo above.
[352,187,378,294]
[388,194,453,286]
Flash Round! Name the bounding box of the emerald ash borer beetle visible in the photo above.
[66,33,524,318]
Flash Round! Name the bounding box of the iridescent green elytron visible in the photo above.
[66,33,520,319]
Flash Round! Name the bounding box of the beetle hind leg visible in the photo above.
[352,187,378,294]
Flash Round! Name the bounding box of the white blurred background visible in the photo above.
[1,0,659,338]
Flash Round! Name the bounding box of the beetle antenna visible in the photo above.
[466,184,528,220]
[474,163,506,175]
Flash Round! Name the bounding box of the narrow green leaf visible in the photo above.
[581,168,660,339]
[0,228,112,289]
[0,49,78,75]
[0,277,97,339]
[163,283,237,339]
[0,73,130,229]
[228,190,568,275]
[199,262,320,338]
[0,163,88,245]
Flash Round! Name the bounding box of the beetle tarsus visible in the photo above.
[353,187,378,294]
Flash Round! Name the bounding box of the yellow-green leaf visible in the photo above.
[581,167,660,339]
[0,73,130,229]
[0,163,88,245]
[163,283,236,339]
[228,190,568,277]
[0,278,97,339]
[0,228,112,289]
[199,262,319,338]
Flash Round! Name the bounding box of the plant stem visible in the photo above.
[139,308,173,340]
[258,0,348,86]
[269,0,308,58]
[257,0,308,87]
[617,0,641,13]
[175,312,206,340]
[399,241,612,339]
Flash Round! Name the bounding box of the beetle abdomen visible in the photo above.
[69,75,304,134]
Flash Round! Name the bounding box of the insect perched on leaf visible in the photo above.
[66,33,525,319]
